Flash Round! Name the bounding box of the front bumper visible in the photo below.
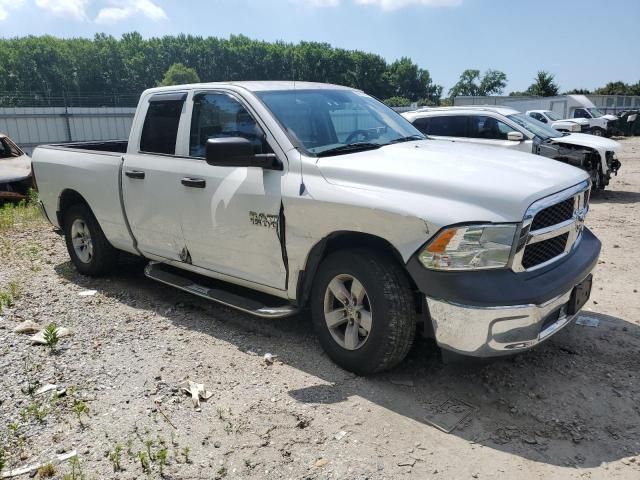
[408,228,601,357]
[427,283,583,356]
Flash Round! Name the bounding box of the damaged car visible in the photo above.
[0,133,32,201]
[403,106,622,190]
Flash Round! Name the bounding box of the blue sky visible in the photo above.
[1,0,638,93]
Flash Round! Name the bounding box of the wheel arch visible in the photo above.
[295,231,419,309]
[56,189,92,228]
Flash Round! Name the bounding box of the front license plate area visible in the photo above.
[568,274,593,315]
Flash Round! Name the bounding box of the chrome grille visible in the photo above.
[522,233,569,269]
[530,198,574,231]
[512,180,590,272]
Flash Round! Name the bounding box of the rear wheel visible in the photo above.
[311,249,416,375]
[63,204,118,276]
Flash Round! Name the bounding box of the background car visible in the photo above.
[0,133,32,201]
[402,106,622,190]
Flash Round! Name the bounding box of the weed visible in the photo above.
[21,356,40,396]
[42,323,60,352]
[72,400,88,427]
[137,451,150,474]
[157,448,168,475]
[224,422,233,434]
[109,444,122,472]
[37,463,56,477]
[182,447,190,464]
[63,456,85,480]
[126,438,134,457]
[216,407,225,420]
[21,401,49,423]
[170,430,178,447]
[144,438,155,462]
[0,281,19,313]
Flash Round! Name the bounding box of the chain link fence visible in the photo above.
[0,91,142,108]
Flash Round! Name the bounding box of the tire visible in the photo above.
[589,160,605,192]
[592,128,604,137]
[310,248,416,375]
[63,203,118,276]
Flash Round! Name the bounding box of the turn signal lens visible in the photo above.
[419,224,517,271]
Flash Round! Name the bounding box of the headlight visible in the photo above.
[419,224,517,271]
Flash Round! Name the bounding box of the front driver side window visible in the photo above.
[468,116,516,140]
[531,112,547,123]
[189,93,269,158]
[574,108,589,119]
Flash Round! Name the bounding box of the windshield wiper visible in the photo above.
[387,135,425,144]
[316,142,382,157]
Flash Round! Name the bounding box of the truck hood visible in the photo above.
[315,140,588,223]
[550,133,622,152]
[602,114,618,121]
[0,154,32,183]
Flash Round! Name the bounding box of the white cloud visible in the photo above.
[355,0,462,9]
[35,0,89,20]
[95,0,167,24]
[0,0,24,21]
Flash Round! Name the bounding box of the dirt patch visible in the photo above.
[1,138,639,479]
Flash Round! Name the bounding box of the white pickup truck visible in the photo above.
[32,82,600,374]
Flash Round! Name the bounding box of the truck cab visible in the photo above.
[526,110,588,133]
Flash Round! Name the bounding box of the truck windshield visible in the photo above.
[588,108,607,118]
[507,113,562,140]
[255,89,425,156]
[545,111,563,121]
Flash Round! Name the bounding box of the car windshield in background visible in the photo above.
[546,111,563,121]
[588,108,607,118]
[507,113,562,140]
[255,89,424,156]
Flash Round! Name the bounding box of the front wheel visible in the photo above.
[311,249,416,375]
[591,128,604,137]
[63,204,118,276]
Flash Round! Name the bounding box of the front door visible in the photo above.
[178,91,287,290]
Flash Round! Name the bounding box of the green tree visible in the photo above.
[448,69,507,98]
[564,88,591,95]
[383,96,411,107]
[593,81,631,95]
[525,71,559,97]
[159,62,200,86]
[384,57,442,103]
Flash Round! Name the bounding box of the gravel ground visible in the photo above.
[1,137,639,480]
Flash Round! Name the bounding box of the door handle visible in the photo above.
[181,177,206,188]
[125,170,145,179]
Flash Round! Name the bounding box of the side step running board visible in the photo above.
[144,262,298,319]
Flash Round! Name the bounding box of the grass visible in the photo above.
[0,189,42,232]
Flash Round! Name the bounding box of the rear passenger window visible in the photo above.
[140,97,185,155]
[468,115,516,140]
[415,116,467,137]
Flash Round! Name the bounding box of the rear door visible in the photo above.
[121,92,190,261]
[412,114,468,142]
[177,90,287,289]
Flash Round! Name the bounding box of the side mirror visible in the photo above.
[507,131,524,142]
[205,137,282,170]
